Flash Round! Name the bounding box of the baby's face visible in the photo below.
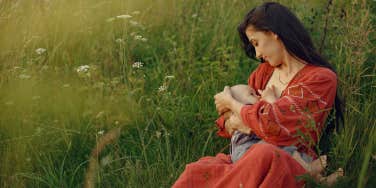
[230,85,259,104]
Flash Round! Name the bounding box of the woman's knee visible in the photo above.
[245,143,279,159]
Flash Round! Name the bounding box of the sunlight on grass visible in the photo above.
[0,0,375,187]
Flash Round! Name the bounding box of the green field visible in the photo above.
[0,0,375,187]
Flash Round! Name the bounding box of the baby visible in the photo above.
[222,84,337,182]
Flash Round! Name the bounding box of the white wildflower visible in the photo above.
[165,75,175,79]
[129,20,139,26]
[134,34,147,42]
[191,13,198,18]
[132,61,143,68]
[158,85,167,92]
[155,131,162,139]
[115,38,124,43]
[35,48,46,55]
[76,65,90,73]
[134,35,143,40]
[98,130,105,135]
[76,65,91,77]
[116,14,132,19]
[19,74,31,79]
[131,11,140,15]
[100,154,112,167]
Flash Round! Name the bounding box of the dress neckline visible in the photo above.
[263,63,310,96]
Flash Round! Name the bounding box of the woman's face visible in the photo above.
[245,26,285,67]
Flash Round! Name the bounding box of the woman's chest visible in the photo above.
[264,71,289,98]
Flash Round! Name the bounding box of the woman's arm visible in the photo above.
[240,70,337,147]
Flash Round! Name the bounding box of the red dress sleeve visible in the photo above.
[240,68,337,151]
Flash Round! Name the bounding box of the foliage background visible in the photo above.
[0,0,375,187]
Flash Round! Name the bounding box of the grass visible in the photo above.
[0,0,375,187]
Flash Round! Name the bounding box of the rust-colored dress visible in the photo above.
[173,62,337,188]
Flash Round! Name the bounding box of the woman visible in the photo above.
[173,2,344,188]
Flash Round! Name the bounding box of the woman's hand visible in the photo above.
[258,85,278,103]
[227,114,251,134]
[214,86,234,114]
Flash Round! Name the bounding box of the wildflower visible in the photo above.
[129,20,139,26]
[155,131,162,139]
[131,11,140,15]
[115,38,124,43]
[19,74,31,79]
[158,85,167,92]
[100,154,112,167]
[165,75,175,79]
[134,35,143,40]
[116,14,132,19]
[35,48,46,55]
[76,65,91,78]
[133,34,147,42]
[132,61,143,68]
[98,130,105,135]
[76,65,90,73]
[191,13,198,18]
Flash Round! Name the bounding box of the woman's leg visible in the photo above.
[213,143,307,188]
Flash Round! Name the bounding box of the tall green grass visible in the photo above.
[0,0,374,187]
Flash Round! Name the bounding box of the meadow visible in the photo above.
[0,0,375,187]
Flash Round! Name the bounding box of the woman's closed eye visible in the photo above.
[250,39,258,47]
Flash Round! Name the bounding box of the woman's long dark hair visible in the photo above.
[237,2,344,141]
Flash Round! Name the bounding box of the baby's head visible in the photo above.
[230,85,258,105]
